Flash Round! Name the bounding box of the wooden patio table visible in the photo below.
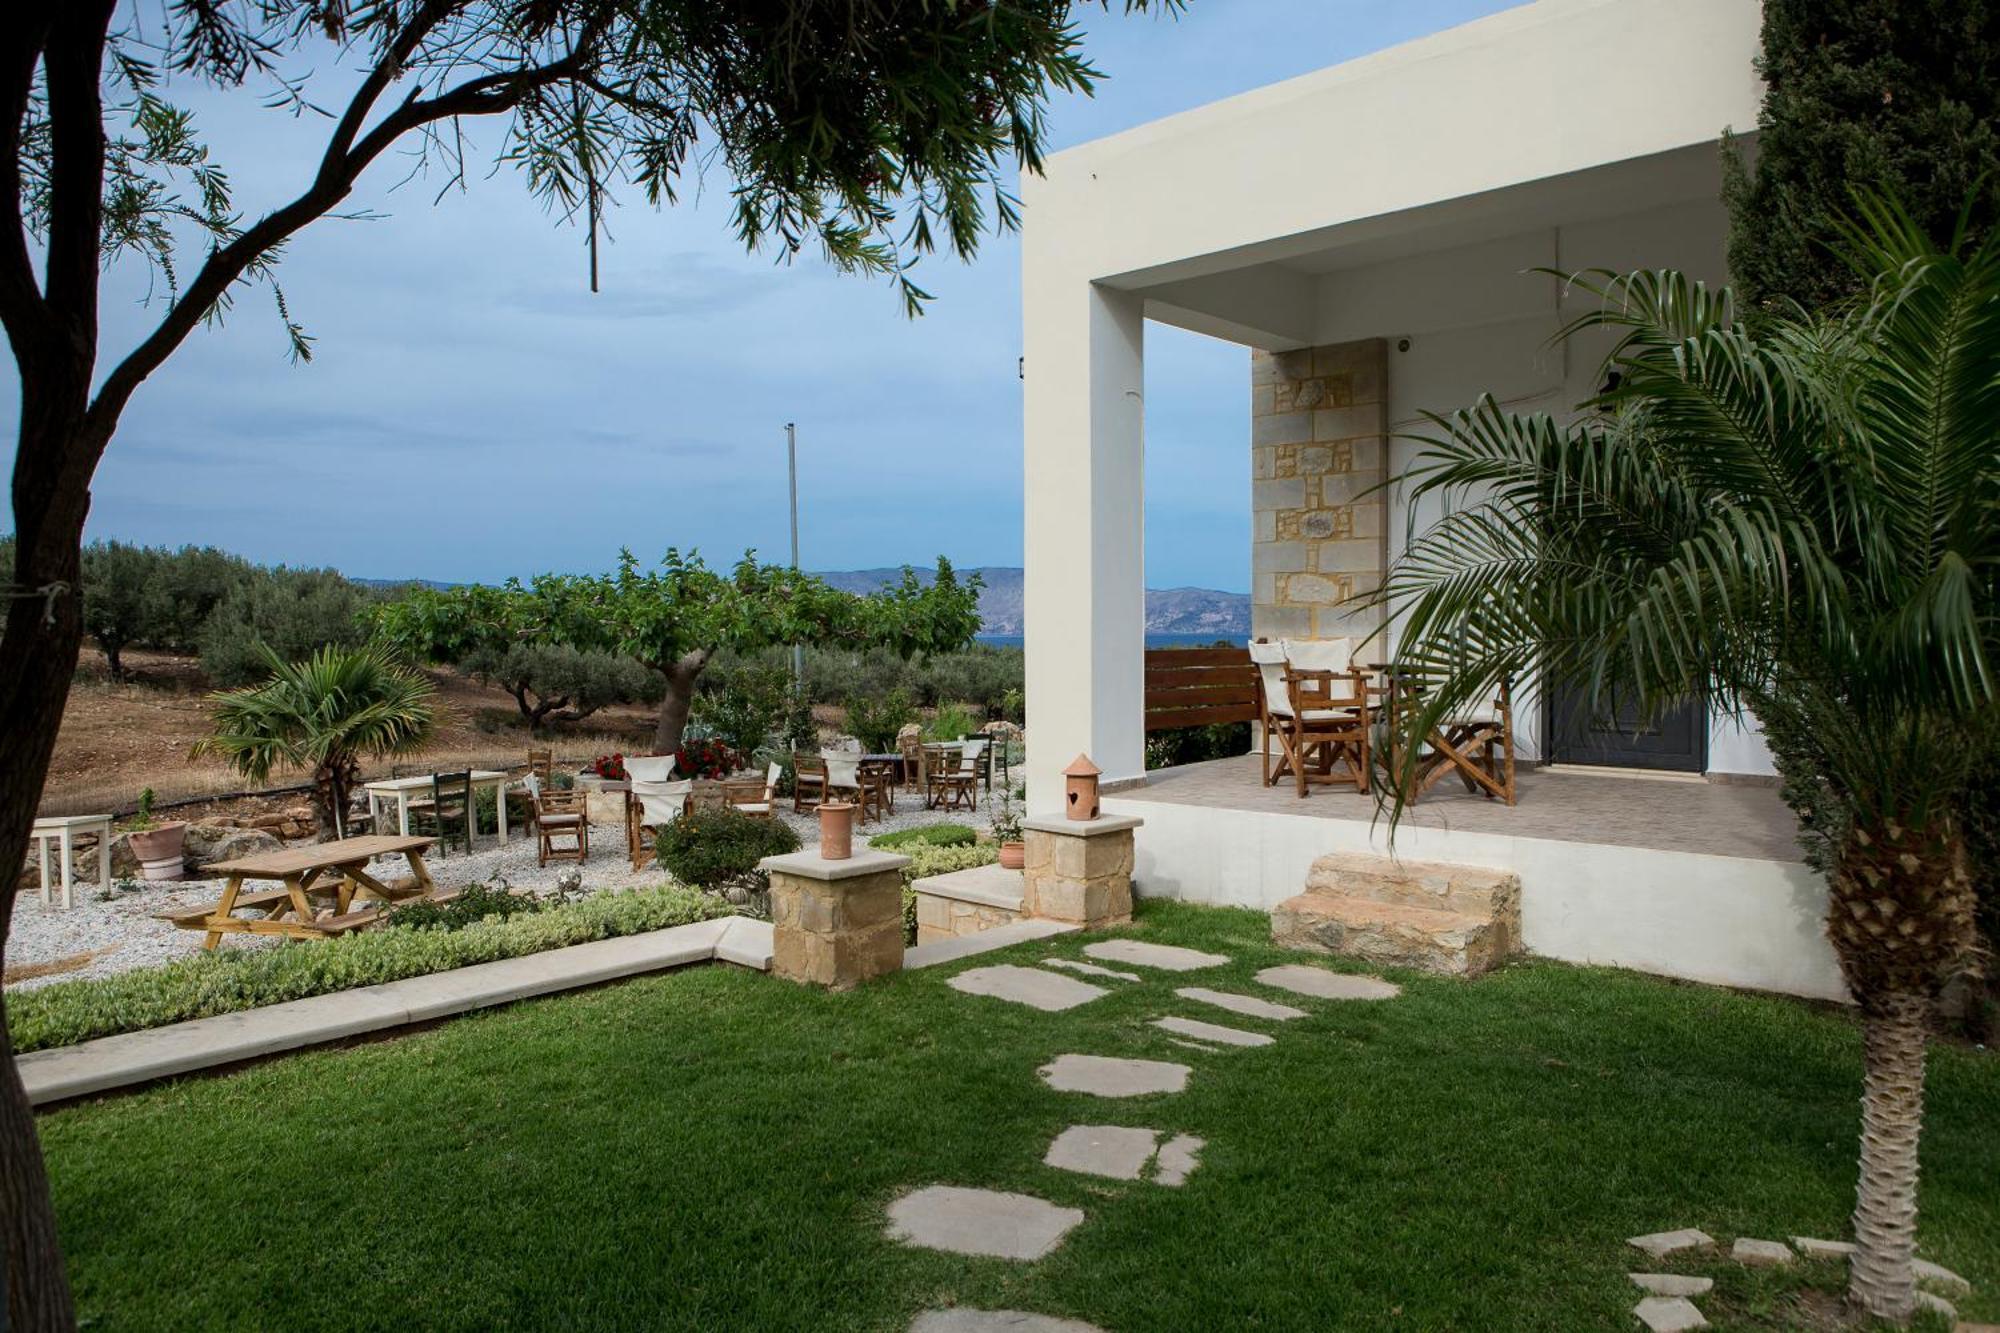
[168,834,439,950]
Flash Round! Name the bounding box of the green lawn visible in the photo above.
[36,901,1999,1331]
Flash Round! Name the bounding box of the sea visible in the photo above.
[973,632,1238,650]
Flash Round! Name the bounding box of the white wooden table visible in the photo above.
[29,814,113,910]
[362,772,511,848]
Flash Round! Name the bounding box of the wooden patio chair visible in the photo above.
[526,748,553,783]
[1277,638,1372,798]
[898,731,926,791]
[1385,673,1517,806]
[925,743,978,812]
[791,752,829,814]
[961,738,990,796]
[722,763,783,818]
[526,774,588,867]
[822,750,886,824]
[625,754,691,870]
[411,771,474,854]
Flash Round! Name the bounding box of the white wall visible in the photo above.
[1106,795,1846,1001]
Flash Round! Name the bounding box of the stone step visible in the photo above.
[1271,891,1516,977]
[1303,850,1519,917]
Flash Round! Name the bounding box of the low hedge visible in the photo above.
[8,885,732,1054]
[655,806,800,888]
[870,823,979,851]
[896,842,1001,944]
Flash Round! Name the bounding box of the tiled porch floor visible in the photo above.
[1113,755,1802,863]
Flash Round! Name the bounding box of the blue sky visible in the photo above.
[5,0,1519,592]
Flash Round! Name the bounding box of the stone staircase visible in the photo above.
[1270,851,1522,977]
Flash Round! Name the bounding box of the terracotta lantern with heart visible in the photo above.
[1063,753,1102,821]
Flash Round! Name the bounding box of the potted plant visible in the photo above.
[578,753,629,790]
[992,785,1025,870]
[123,787,188,881]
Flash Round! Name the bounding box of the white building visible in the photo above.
[1019,0,1843,999]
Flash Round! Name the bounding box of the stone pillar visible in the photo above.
[762,847,909,989]
[1250,339,1388,640]
[1020,814,1144,928]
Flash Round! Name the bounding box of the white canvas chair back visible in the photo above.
[626,754,676,784]
[823,750,862,791]
[959,739,986,774]
[522,772,542,801]
[765,761,783,797]
[1281,638,1355,673]
[633,779,691,825]
[1248,639,1295,718]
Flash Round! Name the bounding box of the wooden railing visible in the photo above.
[1142,646,1258,732]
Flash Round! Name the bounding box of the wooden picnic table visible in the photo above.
[166,835,440,950]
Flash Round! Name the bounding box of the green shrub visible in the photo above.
[919,645,1023,717]
[7,885,730,1053]
[845,687,914,753]
[388,881,545,932]
[870,823,977,850]
[692,663,790,755]
[461,642,663,728]
[925,702,983,742]
[200,566,374,687]
[654,806,800,888]
[895,842,1001,945]
[1145,721,1252,771]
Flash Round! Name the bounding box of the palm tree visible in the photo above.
[1368,197,1995,1323]
[197,645,438,841]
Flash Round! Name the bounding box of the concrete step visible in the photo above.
[912,864,1027,948]
[1271,891,1517,978]
[1304,850,1519,917]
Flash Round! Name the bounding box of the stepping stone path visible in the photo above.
[1731,1237,1791,1267]
[1039,1054,1191,1097]
[1916,1291,1958,1321]
[948,965,1107,1012]
[1043,1125,1205,1186]
[886,1186,1084,1261]
[1254,964,1400,1001]
[1627,1229,1715,1260]
[1041,958,1142,983]
[1629,1275,1713,1298]
[1632,1295,1708,1332]
[1175,986,1307,1022]
[1790,1236,1855,1259]
[1082,940,1230,972]
[909,1313,1105,1333]
[1152,1015,1275,1048]
[1916,1258,1972,1295]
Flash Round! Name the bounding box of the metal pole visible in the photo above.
[787,423,803,688]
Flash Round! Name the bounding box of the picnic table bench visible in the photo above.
[163,835,445,950]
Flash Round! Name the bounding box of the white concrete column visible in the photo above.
[1023,279,1147,803]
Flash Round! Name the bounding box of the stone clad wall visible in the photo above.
[1250,339,1389,641]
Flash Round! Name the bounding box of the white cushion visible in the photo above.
[626,754,676,784]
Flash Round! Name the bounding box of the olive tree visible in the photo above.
[0,3,1177,1325]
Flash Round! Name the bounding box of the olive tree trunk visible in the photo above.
[1848,989,1930,1321]
[651,649,710,755]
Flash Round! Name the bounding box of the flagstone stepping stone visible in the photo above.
[1254,964,1401,1001]
[1082,939,1230,972]
[948,965,1107,1012]
[1790,1236,1856,1259]
[1041,1125,1207,1186]
[1732,1238,1792,1267]
[1151,1015,1275,1048]
[1175,986,1307,1022]
[1039,1053,1190,1097]
[1632,1295,1708,1332]
[1165,1038,1218,1053]
[1154,1133,1204,1187]
[886,1186,1084,1261]
[910,1311,1105,1332]
[1629,1275,1714,1298]
[1627,1228,1715,1260]
[1916,1291,1958,1321]
[1042,958,1142,983]
[1916,1258,1972,1294]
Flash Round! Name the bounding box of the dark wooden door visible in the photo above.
[1546,685,1706,773]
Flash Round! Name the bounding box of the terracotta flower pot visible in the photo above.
[126,821,188,881]
[998,840,1026,870]
[818,802,856,860]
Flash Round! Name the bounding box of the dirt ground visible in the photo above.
[39,649,662,817]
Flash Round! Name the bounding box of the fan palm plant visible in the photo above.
[197,645,438,841]
[1368,197,1996,1323]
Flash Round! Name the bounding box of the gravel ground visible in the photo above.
[5,784,994,994]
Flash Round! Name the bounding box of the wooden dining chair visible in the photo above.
[413,771,474,854]
[1278,640,1372,798]
[526,774,588,867]
[722,762,783,818]
[791,752,829,814]
[1386,673,1517,806]
[625,754,690,870]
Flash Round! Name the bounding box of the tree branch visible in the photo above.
[85,12,611,440]
[0,9,53,353]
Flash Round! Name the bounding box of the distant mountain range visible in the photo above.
[815,566,1249,638]
[357,565,1250,638]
